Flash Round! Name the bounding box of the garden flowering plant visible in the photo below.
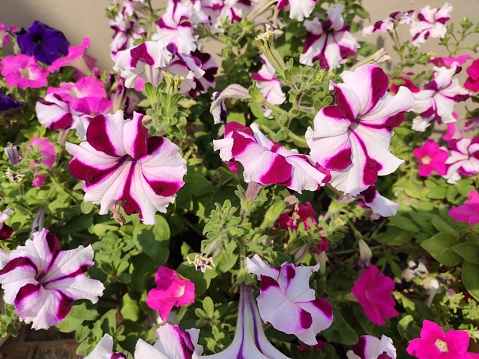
[1,0,479,358]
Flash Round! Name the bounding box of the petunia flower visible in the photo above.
[412,65,469,130]
[17,20,70,65]
[277,202,317,231]
[390,75,420,95]
[362,10,414,36]
[0,228,104,329]
[347,335,397,359]
[0,22,18,46]
[428,54,473,68]
[210,84,249,124]
[110,2,147,54]
[359,186,399,218]
[28,136,56,187]
[85,334,126,359]
[410,3,453,46]
[200,284,290,359]
[412,139,449,176]
[49,38,92,75]
[277,0,318,21]
[406,320,479,359]
[0,92,22,111]
[252,54,286,118]
[351,265,398,326]
[443,137,479,184]
[300,4,359,70]
[464,59,479,92]
[189,50,218,96]
[306,64,414,196]
[146,266,195,322]
[214,122,328,193]
[135,323,203,359]
[449,190,479,226]
[202,0,257,29]
[0,209,14,241]
[246,254,333,345]
[66,110,187,225]
[1,54,49,89]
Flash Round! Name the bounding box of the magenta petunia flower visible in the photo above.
[28,136,56,187]
[146,266,195,322]
[429,54,473,68]
[0,22,18,46]
[351,265,398,326]
[277,0,318,21]
[449,190,479,226]
[1,54,49,89]
[464,59,479,92]
[300,4,359,70]
[49,38,91,74]
[135,323,203,359]
[0,209,14,241]
[406,320,478,359]
[347,335,397,359]
[17,21,70,65]
[410,3,453,46]
[306,64,414,196]
[444,137,479,184]
[214,122,328,193]
[66,110,187,225]
[412,139,449,176]
[0,228,104,329]
[246,254,333,345]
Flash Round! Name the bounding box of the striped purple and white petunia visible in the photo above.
[346,335,397,359]
[359,186,399,219]
[306,64,415,196]
[246,255,333,345]
[299,4,359,70]
[0,228,104,330]
[409,3,452,46]
[444,137,479,184]
[0,208,14,240]
[135,323,203,359]
[66,110,187,225]
[85,334,126,359]
[200,285,290,359]
[210,84,249,124]
[214,122,328,193]
[277,0,318,21]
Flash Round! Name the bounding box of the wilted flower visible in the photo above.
[17,20,70,65]
[246,255,333,345]
[66,110,187,225]
[146,266,195,322]
[214,122,327,193]
[300,4,359,70]
[351,265,398,326]
[0,228,104,329]
[410,3,453,46]
[277,202,317,231]
[306,64,414,195]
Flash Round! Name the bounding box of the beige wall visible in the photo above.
[0,0,477,71]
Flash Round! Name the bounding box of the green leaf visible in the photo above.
[203,297,215,318]
[453,243,479,264]
[322,308,358,345]
[431,217,458,238]
[421,233,462,266]
[133,216,170,263]
[425,180,446,199]
[462,262,479,301]
[120,293,141,321]
[389,215,419,233]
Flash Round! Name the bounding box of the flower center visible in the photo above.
[20,68,31,79]
[32,33,44,45]
[435,339,448,352]
[422,155,431,164]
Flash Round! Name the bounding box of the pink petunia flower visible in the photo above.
[449,190,479,226]
[1,54,49,89]
[406,320,479,359]
[412,139,449,176]
[66,110,187,225]
[135,323,203,359]
[464,59,479,92]
[390,75,420,95]
[300,4,359,70]
[306,64,414,196]
[246,254,333,345]
[347,335,397,359]
[214,122,328,193]
[351,265,398,326]
[277,202,317,231]
[0,228,104,329]
[146,266,195,322]
[412,65,469,131]
[0,23,18,46]
[429,54,473,68]
[0,209,14,241]
[277,0,318,21]
[443,137,479,184]
[49,38,92,75]
[410,3,453,46]
[28,136,56,187]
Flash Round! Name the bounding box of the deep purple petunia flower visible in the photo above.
[17,21,70,65]
[0,93,22,111]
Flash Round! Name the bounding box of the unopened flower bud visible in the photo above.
[31,207,45,235]
[5,142,22,166]
[358,239,372,268]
